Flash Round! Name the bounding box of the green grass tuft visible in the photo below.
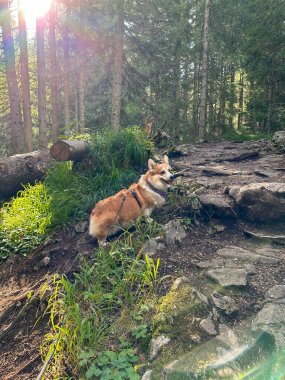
[42,230,161,378]
[0,183,51,258]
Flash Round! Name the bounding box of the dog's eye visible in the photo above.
[160,170,166,174]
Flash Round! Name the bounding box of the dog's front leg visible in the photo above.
[143,208,154,223]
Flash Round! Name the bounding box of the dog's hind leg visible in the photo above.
[97,235,107,246]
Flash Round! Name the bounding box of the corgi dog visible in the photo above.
[89,155,174,245]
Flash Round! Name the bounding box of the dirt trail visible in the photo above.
[0,140,284,379]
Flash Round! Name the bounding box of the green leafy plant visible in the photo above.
[0,182,51,257]
[131,324,148,340]
[79,349,140,380]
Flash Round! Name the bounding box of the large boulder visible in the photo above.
[227,182,285,222]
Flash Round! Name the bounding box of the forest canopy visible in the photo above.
[0,0,284,156]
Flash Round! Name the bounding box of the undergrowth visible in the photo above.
[42,221,164,379]
[221,129,274,142]
[0,127,152,260]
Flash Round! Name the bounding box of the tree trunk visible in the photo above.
[218,64,226,133]
[0,150,54,198]
[77,4,86,133]
[50,140,88,162]
[63,4,70,127]
[111,1,125,131]
[18,1,33,152]
[36,16,47,149]
[78,66,85,133]
[182,61,189,140]
[0,0,25,154]
[228,64,235,129]
[197,0,210,140]
[48,0,59,142]
[192,61,199,138]
[266,78,274,133]
[237,73,244,131]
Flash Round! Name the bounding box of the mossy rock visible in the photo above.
[153,278,209,340]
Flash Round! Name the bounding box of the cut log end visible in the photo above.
[50,140,88,162]
[50,141,71,162]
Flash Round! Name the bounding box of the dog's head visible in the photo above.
[146,155,174,190]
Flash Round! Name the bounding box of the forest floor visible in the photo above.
[0,139,284,379]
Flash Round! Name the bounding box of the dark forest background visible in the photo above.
[0,0,284,156]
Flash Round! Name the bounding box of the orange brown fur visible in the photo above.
[89,155,173,245]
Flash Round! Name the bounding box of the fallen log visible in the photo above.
[0,150,55,198]
[50,140,88,162]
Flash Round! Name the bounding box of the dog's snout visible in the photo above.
[170,174,175,180]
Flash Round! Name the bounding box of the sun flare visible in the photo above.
[19,0,52,29]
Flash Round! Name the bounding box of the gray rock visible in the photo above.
[163,219,187,248]
[243,229,285,246]
[196,257,256,274]
[141,370,153,380]
[217,324,239,348]
[228,182,285,222]
[202,166,234,176]
[149,335,171,360]
[264,285,285,302]
[198,194,237,219]
[200,317,217,336]
[252,303,285,348]
[217,245,279,264]
[211,292,238,315]
[251,285,285,348]
[140,238,166,257]
[162,326,273,380]
[206,268,248,287]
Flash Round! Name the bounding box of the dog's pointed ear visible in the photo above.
[163,155,169,165]
[148,159,156,170]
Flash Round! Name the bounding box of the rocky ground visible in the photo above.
[0,136,284,379]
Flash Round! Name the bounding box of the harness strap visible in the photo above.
[129,189,142,208]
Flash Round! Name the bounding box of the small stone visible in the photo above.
[192,288,209,306]
[141,370,153,380]
[212,225,225,233]
[41,256,51,267]
[163,219,187,248]
[16,301,22,307]
[191,334,201,344]
[149,335,171,360]
[172,276,191,290]
[200,317,217,335]
[206,268,248,287]
[211,292,238,315]
[140,238,166,257]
